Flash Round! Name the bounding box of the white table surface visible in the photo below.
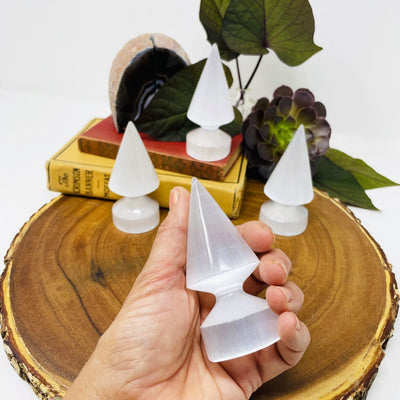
[0,88,399,399]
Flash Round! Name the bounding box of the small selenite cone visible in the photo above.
[186,44,234,162]
[187,44,234,129]
[263,125,313,206]
[260,125,314,236]
[108,121,160,233]
[108,121,159,197]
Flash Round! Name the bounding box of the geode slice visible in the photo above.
[109,33,190,132]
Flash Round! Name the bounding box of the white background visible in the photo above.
[1,0,400,138]
[1,0,399,399]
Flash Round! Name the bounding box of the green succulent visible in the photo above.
[242,85,331,180]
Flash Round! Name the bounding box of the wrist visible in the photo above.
[62,353,110,400]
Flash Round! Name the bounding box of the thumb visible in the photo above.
[135,186,190,290]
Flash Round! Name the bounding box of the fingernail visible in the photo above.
[272,260,288,277]
[295,315,301,331]
[170,188,180,208]
[263,225,275,241]
[279,286,293,303]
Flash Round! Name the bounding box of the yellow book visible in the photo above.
[46,119,247,218]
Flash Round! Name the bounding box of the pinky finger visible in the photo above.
[276,312,311,368]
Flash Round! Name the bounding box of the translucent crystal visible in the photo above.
[108,121,159,197]
[187,44,234,128]
[186,44,234,162]
[259,125,314,236]
[185,127,232,162]
[187,178,279,362]
[108,121,160,233]
[111,196,160,234]
[259,201,308,237]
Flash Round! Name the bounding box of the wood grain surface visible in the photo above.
[1,181,398,399]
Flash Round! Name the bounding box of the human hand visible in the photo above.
[63,187,310,400]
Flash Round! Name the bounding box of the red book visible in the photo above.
[77,116,243,181]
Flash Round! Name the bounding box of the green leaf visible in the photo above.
[221,107,243,136]
[136,59,242,141]
[200,0,239,61]
[326,148,399,190]
[222,0,322,66]
[313,156,378,210]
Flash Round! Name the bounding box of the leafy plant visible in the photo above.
[134,1,397,209]
[198,1,398,209]
[242,86,398,209]
[200,0,322,104]
[242,86,330,179]
[313,155,377,210]
[313,149,398,209]
[138,0,321,139]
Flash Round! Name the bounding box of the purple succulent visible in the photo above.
[242,85,331,180]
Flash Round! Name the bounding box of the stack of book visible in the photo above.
[46,117,247,218]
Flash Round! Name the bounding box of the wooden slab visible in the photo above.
[0,181,398,399]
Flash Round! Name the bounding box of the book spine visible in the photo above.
[46,160,117,200]
[46,160,242,218]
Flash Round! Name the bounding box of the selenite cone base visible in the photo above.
[186,128,231,162]
[259,200,308,236]
[112,196,160,234]
[201,294,279,362]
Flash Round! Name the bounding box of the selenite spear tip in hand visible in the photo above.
[63,187,310,400]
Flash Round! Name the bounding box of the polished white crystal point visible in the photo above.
[108,121,159,197]
[263,125,313,205]
[187,177,259,290]
[259,125,314,236]
[187,44,234,128]
[187,178,279,362]
[186,44,234,162]
[109,121,160,233]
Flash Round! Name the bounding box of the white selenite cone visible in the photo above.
[187,178,279,362]
[186,44,234,162]
[108,121,160,233]
[259,125,314,236]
